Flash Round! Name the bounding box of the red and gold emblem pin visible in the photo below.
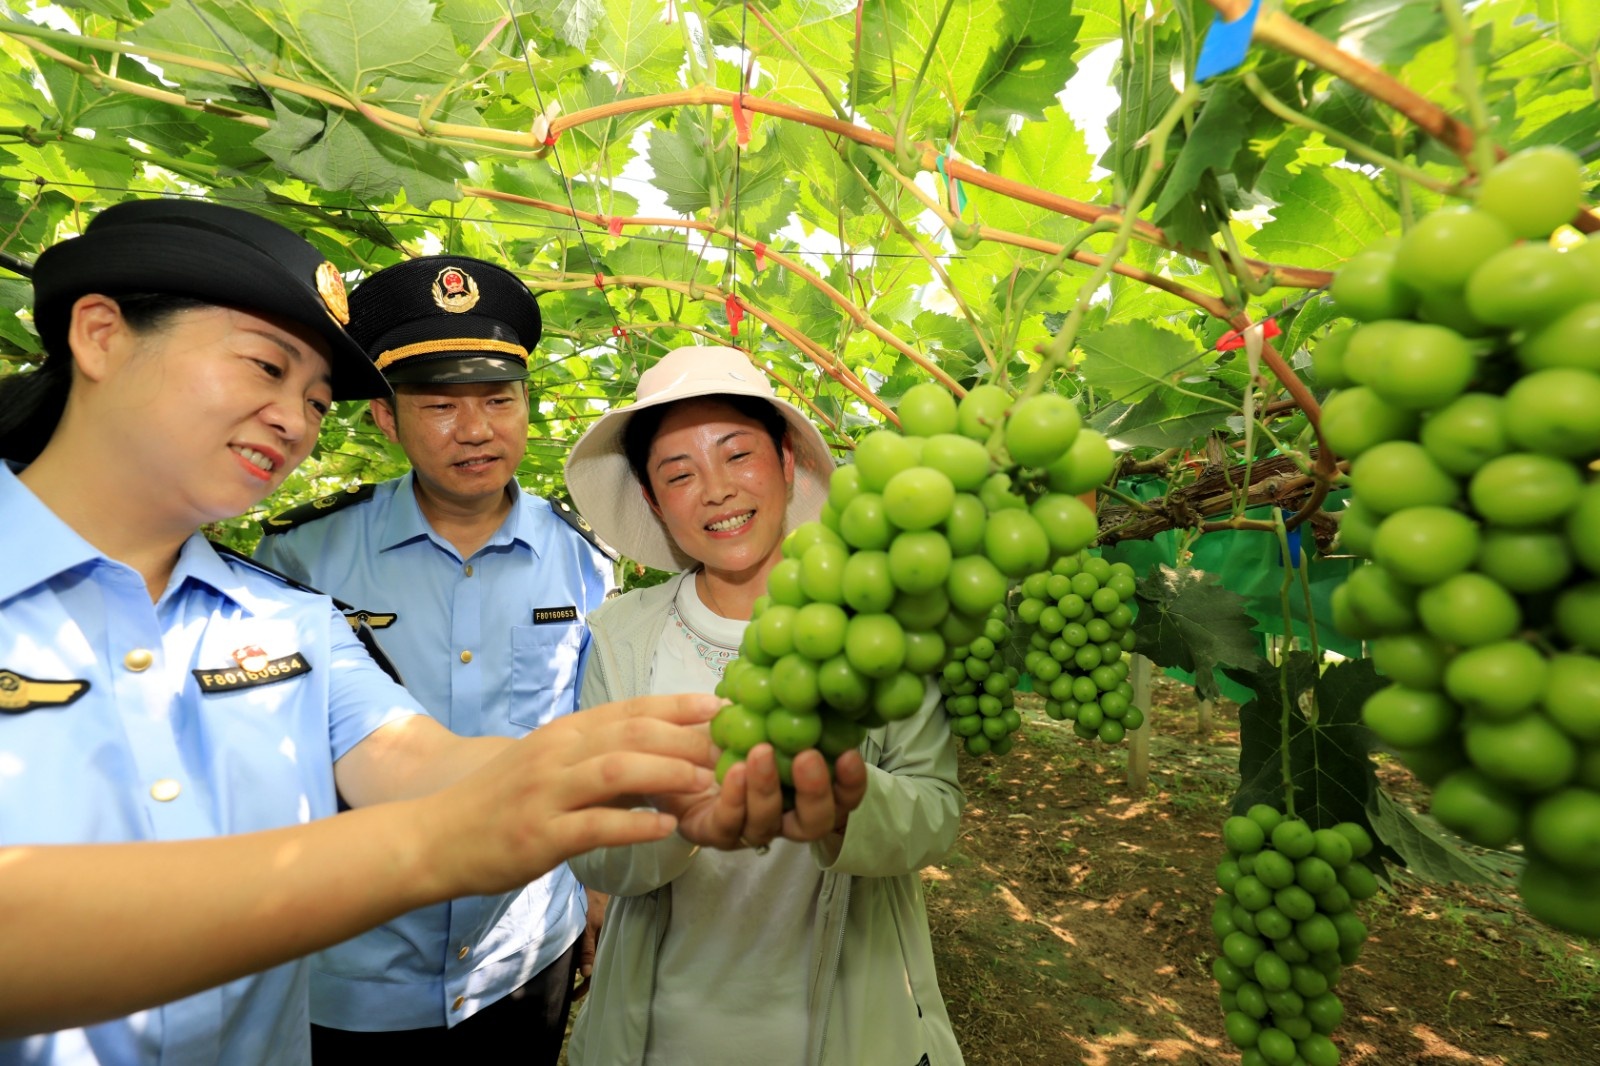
[315,262,350,325]
[231,645,270,673]
[431,266,480,313]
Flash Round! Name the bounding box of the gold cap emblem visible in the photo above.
[316,262,350,325]
[432,266,481,313]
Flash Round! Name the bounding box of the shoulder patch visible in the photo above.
[547,495,619,560]
[210,542,405,687]
[259,484,377,536]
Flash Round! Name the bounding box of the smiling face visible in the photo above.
[86,300,334,526]
[371,380,529,511]
[643,398,795,583]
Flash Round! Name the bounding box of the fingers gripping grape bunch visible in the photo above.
[1211,806,1377,1066]
[1322,145,1600,937]
[711,380,1120,784]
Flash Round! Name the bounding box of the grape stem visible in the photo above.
[1438,0,1501,179]
[1272,509,1299,818]
[1022,82,1203,401]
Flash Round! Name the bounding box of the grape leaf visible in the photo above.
[1229,653,1388,850]
[1089,388,1233,451]
[1252,163,1394,268]
[550,0,607,50]
[646,117,715,215]
[1132,564,1267,702]
[966,0,1081,123]
[1307,0,1446,67]
[1076,320,1206,405]
[594,0,679,89]
[269,0,462,98]
[1151,81,1253,226]
[255,97,462,205]
[1368,789,1516,887]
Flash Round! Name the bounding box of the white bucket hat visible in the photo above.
[566,346,835,572]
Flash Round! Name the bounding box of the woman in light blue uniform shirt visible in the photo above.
[0,199,720,1065]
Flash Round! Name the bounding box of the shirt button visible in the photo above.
[124,649,154,672]
[459,650,473,664]
[150,778,181,802]
[464,564,474,577]
[458,945,470,960]
[452,995,465,1012]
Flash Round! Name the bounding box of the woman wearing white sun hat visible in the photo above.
[564,345,965,1066]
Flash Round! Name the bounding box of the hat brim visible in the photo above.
[567,380,834,573]
[32,222,389,401]
[382,353,531,386]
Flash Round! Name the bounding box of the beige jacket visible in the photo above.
[568,575,966,1066]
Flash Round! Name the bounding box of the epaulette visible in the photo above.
[258,483,377,536]
[548,495,619,561]
[209,542,405,687]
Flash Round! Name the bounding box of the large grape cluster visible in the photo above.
[1323,145,1600,936]
[1016,551,1146,745]
[1212,806,1377,1066]
[711,381,1118,781]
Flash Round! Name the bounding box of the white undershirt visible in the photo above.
[644,574,823,1066]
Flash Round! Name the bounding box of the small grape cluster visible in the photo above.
[940,605,1023,757]
[711,381,1118,783]
[1211,806,1377,1066]
[1015,551,1145,745]
[1322,145,1600,936]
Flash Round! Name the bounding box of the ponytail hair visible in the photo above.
[0,355,70,464]
[0,294,208,464]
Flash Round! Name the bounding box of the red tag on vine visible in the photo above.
[724,293,744,337]
[611,325,626,338]
[607,216,624,237]
[1215,318,1282,351]
[543,131,560,147]
[593,273,605,290]
[753,242,767,271]
[731,97,751,147]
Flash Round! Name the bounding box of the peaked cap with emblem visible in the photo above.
[347,255,542,385]
[31,198,388,400]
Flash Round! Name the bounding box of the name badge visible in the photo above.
[193,653,312,693]
[533,606,578,624]
[0,669,90,714]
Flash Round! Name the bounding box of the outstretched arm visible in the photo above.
[0,692,719,1038]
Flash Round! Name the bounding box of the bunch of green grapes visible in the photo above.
[1014,551,1145,745]
[1322,145,1600,937]
[940,605,1024,757]
[711,382,1117,780]
[1212,806,1377,1066]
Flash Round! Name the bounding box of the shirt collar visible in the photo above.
[167,536,261,614]
[0,462,102,602]
[378,471,535,557]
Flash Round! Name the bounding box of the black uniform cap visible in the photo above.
[31,198,389,401]
[346,255,541,386]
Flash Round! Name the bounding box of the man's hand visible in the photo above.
[659,744,870,851]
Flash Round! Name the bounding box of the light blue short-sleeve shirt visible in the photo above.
[253,473,614,1031]
[0,463,425,1066]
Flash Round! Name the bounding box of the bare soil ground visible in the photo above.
[925,676,1600,1066]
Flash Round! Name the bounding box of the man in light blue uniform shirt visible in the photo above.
[254,255,615,1059]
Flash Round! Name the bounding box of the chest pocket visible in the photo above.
[508,623,584,730]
